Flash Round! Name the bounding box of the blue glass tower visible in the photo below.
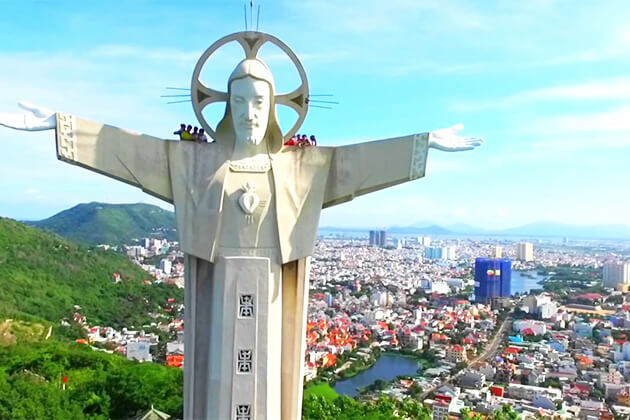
[474,258,512,303]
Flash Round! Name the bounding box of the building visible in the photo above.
[458,371,485,389]
[446,345,468,363]
[425,247,444,260]
[160,259,172,275]
[127,341,153,362]
[421,279,451,295]
[517,242,534,262]
[127,246,146,259]
[524,293,558,319]
[425,246,457,261]
[507,383,562,402]
[445,246,457,260]
[474,258,512,303]
[493,246,503,258]
[369,230,379,246]
[432,400,449,420]
[368,230,387,247]
[603,262,630,290]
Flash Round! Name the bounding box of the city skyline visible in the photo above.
[1,1,630,229]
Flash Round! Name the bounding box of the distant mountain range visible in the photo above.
[27,202,176,246]
[321,221,630,240]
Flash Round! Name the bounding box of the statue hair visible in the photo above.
[216,59,284,154]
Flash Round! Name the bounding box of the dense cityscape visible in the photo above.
[1,3,630,418]
[78,228,630,419]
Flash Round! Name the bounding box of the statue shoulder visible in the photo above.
[272,146,334,167]
[168,141,228,176]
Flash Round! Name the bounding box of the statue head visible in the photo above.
[216,58,283,154]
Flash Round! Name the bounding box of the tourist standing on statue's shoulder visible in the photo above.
[181,125,193,141]
[174,123,186,139]
[198,128,208,143]
[284,135,297,146]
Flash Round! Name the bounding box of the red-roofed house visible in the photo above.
[446,345,468,363]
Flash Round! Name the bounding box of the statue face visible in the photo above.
[230,77,271,146]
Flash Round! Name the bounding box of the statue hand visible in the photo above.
[428,123,483,152]
[0,101,56,131]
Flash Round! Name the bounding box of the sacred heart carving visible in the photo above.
[239,181,260,215]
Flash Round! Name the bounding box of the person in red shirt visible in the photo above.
[284,135,297,146]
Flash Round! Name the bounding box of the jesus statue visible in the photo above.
[0,31,481,420]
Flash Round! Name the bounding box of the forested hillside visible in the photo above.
[0,341,183,419]
[0,218,182,328]
[28,202,176,245]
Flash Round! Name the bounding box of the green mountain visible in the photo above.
[28,202,176,246]
[0,218,182,329]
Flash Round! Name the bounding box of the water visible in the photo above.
[333,354,421,397]
[511,270,546,295]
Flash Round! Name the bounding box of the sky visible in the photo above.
[1,0,629,229]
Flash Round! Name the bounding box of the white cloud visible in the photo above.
[534,106,630,134]
[453,78,630,111]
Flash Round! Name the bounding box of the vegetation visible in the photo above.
[391,348,438,370]
[28,202,176,246]
[539,265,602,294]
[304,382,339,401]
[0,218,182,329]
[302,395,431,420]
[0,340,183,419]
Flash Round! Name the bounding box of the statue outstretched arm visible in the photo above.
[0,102,173,203]
[323,124,482,208]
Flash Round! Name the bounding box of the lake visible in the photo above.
[333,353,421,397]
[511,270,546,295]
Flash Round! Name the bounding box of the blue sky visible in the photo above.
[1,0,629,229]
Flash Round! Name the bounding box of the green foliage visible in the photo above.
[302,395,431,420]
[0,340,183,419]
[304,382,338,401]
[0,218,182,329]
[540,265,602,294]
[28,202,176,246]
[541,377,561,389]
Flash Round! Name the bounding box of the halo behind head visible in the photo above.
[191,31,310,147]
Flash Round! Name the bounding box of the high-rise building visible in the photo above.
[425,246,457,261]
[493,246,503,258]
[474,258,512,303]
[369,230,378,246]
[445,246,457,260]
[369,230,387,247]
[425,247,444,260]
[160,259,172,275]
[422,236,432,247]
[379,230,387,247]
[517,242,534,262]
[604,262,630,290]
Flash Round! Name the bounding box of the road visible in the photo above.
[418,315,512,400]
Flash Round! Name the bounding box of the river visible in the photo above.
[333,354,421,397]
[511,270,546,295]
